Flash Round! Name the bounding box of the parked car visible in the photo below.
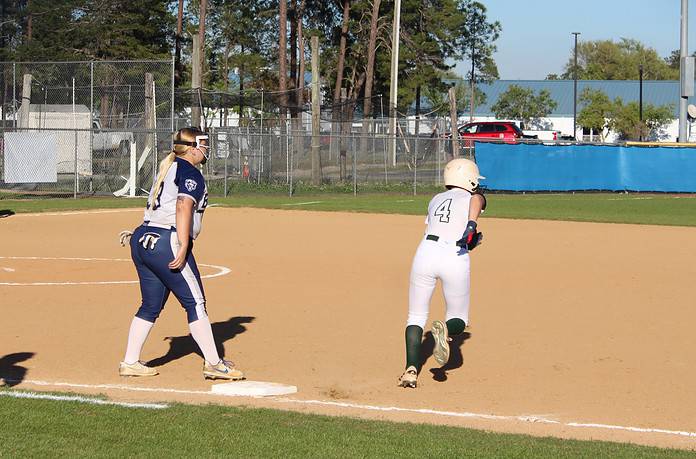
[521,129,561,141]
[443,121,523,147]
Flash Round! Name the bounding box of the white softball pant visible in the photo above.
[407,238,470,329]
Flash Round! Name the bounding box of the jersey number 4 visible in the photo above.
[434,198,452,223]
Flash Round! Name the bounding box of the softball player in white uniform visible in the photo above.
[118,127,244,381]
[399,159,486,388]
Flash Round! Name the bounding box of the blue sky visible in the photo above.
[453,0,696,80]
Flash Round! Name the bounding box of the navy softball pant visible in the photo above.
[130,224,207,324]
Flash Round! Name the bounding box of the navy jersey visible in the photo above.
[144,157,208,239]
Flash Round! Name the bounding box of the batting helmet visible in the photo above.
[444,158,485,192]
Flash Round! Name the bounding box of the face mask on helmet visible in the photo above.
[195,135,210,164]
[174,134,210,164]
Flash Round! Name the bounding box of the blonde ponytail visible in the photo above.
[149,127,207,204]
[149,152,176,203]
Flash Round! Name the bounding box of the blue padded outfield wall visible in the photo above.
[474,142,696,192]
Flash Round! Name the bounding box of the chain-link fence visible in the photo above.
[203,117,476,196]
[0,60,174,129]
[2,63,620,199]
[0,60,174,197]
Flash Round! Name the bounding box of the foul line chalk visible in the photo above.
[14,379,696,439]
[281,201,323,206]
[15,209,143,218]
[0,390,168,409]
[0,257,231,286]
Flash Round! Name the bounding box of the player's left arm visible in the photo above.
[457,192,486,250]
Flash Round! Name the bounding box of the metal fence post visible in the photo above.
[12,62,16,125]
[413,136,417,196]
[224,138,228,197]
[436,118,441,186]
[289,129,294,197]
[353,130,357,196]
[170,57,175,135]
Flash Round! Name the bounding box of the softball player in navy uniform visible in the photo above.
[119,127,244,380]
[399,158,485,388]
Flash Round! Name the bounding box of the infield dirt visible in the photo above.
[1,207,695,449]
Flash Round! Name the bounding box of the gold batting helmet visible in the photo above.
[443,158,485,192]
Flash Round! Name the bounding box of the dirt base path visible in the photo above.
[1,207,696,450]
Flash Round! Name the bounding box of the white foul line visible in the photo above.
[14,208,143,217]
[0,390,168,409]
[0,256,231,286]
[281,201,324,206]
[15,379,696,439]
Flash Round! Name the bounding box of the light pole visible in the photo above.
[572,32,580,141]
[388,0,402,166]
[639,64,644,141]
[679,0,690,142]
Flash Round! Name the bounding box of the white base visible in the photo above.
[211,381,297,397]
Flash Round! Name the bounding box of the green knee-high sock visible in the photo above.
[446,318,466,336]
[405,325,423,369]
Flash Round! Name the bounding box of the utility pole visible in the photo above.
[679,0,692,142]
[572,32,580,141]
[388,0,401,166]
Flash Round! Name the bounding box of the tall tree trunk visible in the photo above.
[279,0,288,130]
[26,0,32,42]
[289,0,297,121]
[294,0,306,161]
[360,0,381,157]
[469,44,475,122]
[175,0,184,86]
[330,0,350,162]
[198,0,208,56]
[415,84,420,134]
[195,0,207,126]
[239,45,245,126]
[343,71,365,182]
[278,0,288,177]
[297,0,306,108]
[223,41,229,127]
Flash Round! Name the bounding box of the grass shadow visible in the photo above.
[148,316,254,367]
[0,209,15,218]
[0,352,35,387]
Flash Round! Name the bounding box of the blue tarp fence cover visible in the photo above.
[474,142,696,192]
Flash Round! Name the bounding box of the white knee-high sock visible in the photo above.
[189,317,221,365]
[124,317,154,364]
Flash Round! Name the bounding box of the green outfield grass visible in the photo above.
[0,392,691,458]
[2,193,696,226]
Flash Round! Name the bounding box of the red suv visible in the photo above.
[450,121,523,146]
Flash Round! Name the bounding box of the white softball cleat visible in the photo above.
[203,359,245,381]
[398,366,418,388]
[431,320,450,366]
